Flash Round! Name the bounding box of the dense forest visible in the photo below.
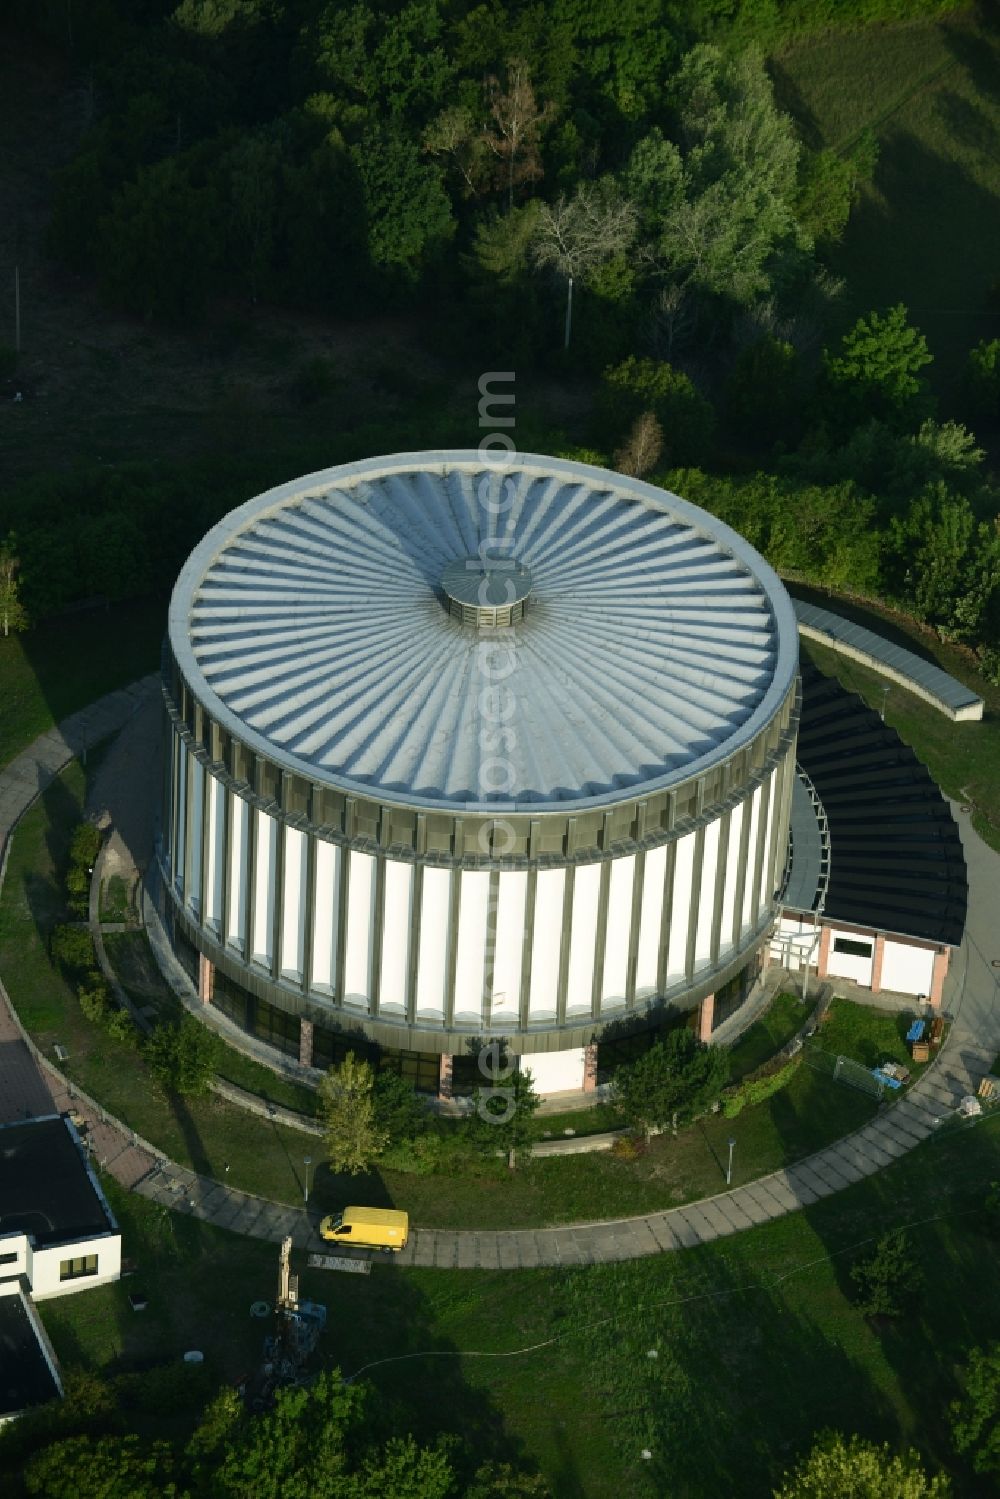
[2,0,999,681]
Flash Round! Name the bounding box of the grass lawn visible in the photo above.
[773,9,1000,391]
[0,596,165,771]
[726,991,813,1081]
[36,1115,1000,1498]
[809,996,936,1091]
[1,759,877,1230]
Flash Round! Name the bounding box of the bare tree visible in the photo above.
[645,282,697,362]
[532,185,638,349]
[483,58,553,211]
[424,105,488,198]
[614,412,664,478]
[0,542,27,638]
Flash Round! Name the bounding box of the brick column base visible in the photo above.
[438,1053,454,1102]
[299,1018,314,1069]
[871,934,885,994]
[697,992,715,1042]
[930,948,949,1006]
[583,1043,598,1092]
[197,953,214,1004]
[816,924,832,980]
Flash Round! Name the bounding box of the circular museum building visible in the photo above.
[159,452,800,1095]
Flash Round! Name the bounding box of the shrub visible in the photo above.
[51,924,97,974]
[144,1015,221,1095]
[610,1133,645,1161]
[65,821,101,915]
[78,975,111,1026]
[103,1007,136,1044]
[601,356,714,465]
[850,1228,922,1318]
[380,1134,446,1175]
[69,822,102,869]
[721,1055,801,1118]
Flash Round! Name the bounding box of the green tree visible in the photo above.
[650,44,805,305]
[601,356,714,465]
[347,1434,455,1497]
[219,132,281,303]
[352,125,454,280]
[774,1430,950,1497]
[963,338,1000,421]
[97,155,223,321]
[887,483,976,628]
[213,1374,362,1498]
[467,1461,552,1497]
[319,1052,388,1174]
[950,1341,1000,1476]
[23,1433,180,1499]
[144,1014,221,1095]
[373,1067,427,1143]
[794,130,878,249]
[850,1228,922,1318]
[725,335,801,446]
[823,304,933,429]
[611,1028,727,1139]
[51,924,97,974]
[467,1065,541,1168]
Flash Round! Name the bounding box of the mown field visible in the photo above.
[38,1114,1000,1498]
[774,6,1000,392]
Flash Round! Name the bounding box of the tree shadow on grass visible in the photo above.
[766,1066,1000,1486]
[297,1255,554,1493]
[549,1245,894,1497]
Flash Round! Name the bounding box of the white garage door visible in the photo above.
[881,941,935,997]
[826,931,874,986]
[524,1048,585,1095]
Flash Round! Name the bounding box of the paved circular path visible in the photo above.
[0,680,998,1269]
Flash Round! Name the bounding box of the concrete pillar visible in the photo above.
[197,953,214,1004]
[697,992,715,1042]
[816,924,832,980]
[871,934,885,994]
[298,1017,314,1069]
[583,1043,598,1092]
[930,948,949,1007]
[438,1053,454,1102]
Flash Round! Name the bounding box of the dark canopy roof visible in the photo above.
[794,660,967,947]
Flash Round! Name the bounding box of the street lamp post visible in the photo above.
[726,1137,736,1187]
[303,1156,312,1205]
[879,685,890,722]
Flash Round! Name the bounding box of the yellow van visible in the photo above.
[319,1206,409,1252]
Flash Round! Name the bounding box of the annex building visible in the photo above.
[0,1116,122,1424]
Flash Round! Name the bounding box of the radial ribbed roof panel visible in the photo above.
[169,452,798,812]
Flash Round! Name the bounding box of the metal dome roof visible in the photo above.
[168,451,798,813]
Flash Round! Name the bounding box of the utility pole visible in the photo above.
[14,266,20,356]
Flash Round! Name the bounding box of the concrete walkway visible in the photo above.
[1,683,998,1269]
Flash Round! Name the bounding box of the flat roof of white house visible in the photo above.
[169,452,798,813]
[0,1117,114,1250]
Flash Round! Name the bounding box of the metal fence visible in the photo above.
[805,1047,885,1100]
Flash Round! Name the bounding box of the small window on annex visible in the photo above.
[833,937,873,959]
[60,1254,98,1282]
